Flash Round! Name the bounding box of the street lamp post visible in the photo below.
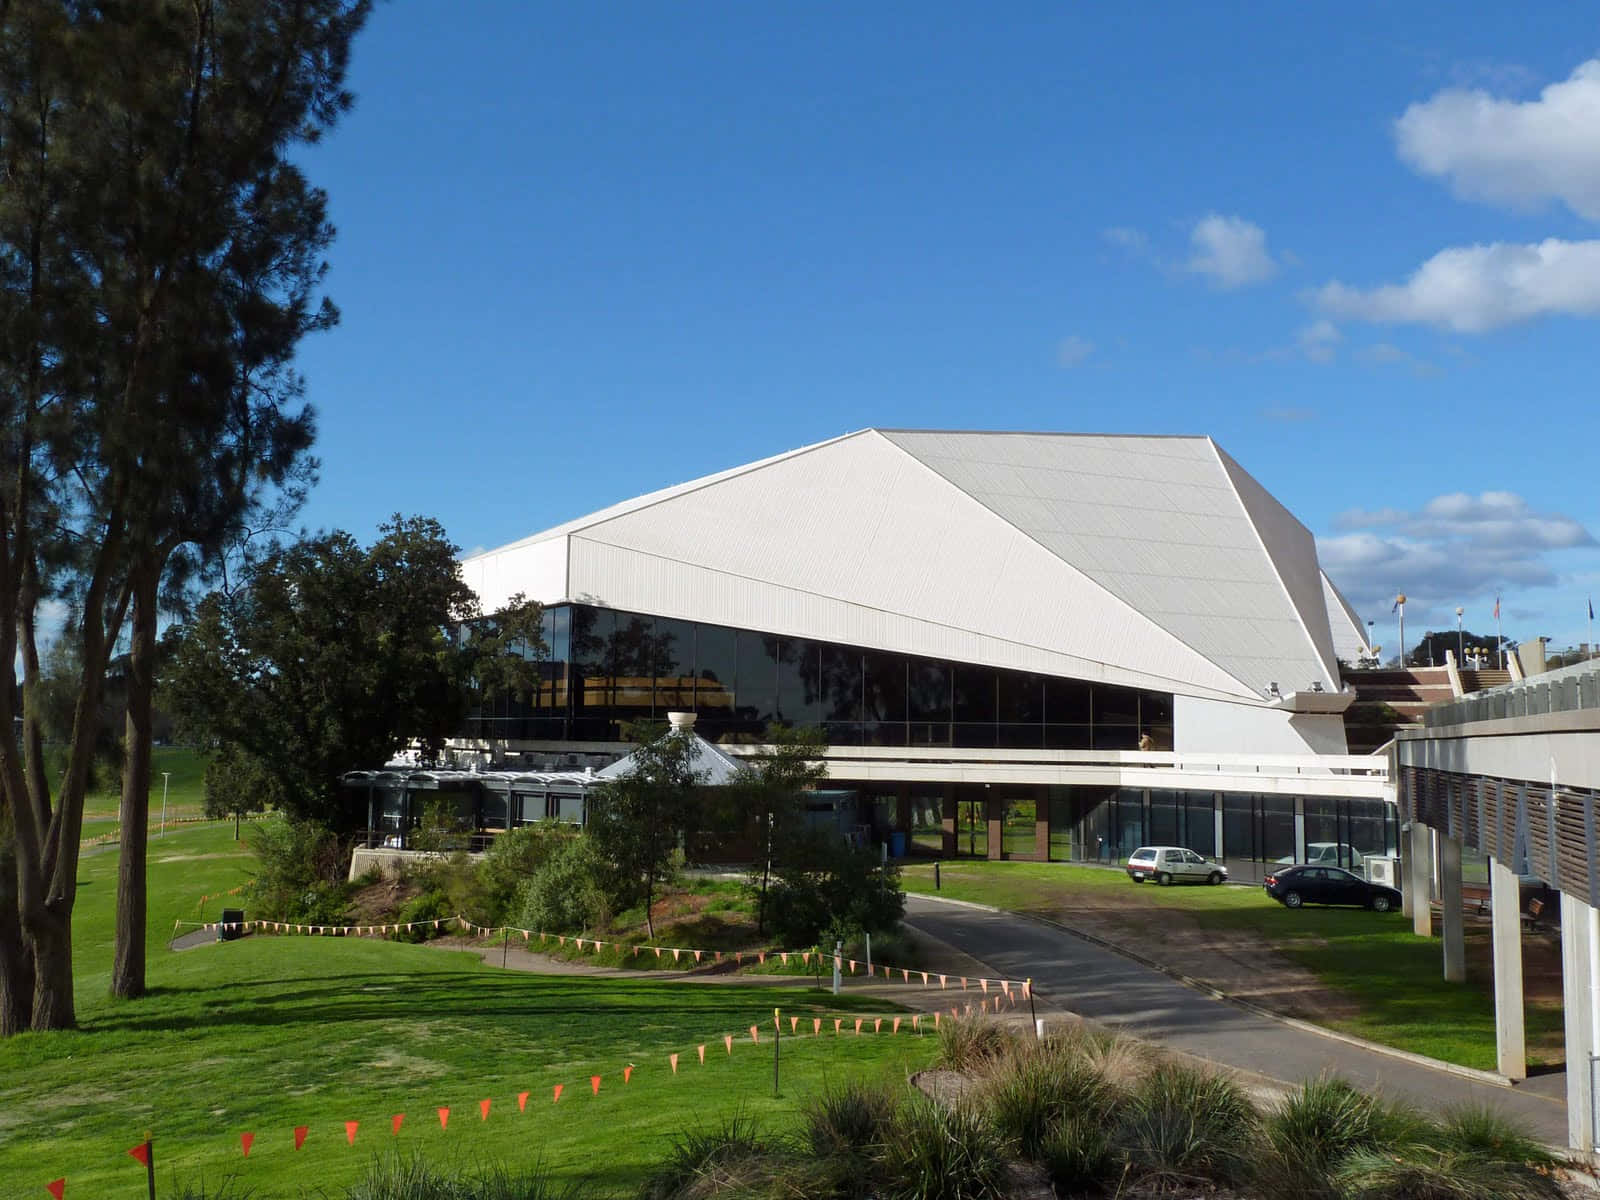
[160,771,171,836]
[1366,620,1375,660]
[1455,607,1464,667]
[1395,594,1406,668]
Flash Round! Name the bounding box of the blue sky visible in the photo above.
[292,2,1600,655]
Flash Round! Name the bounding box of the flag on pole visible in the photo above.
[1589,596,1594,621]
[1494,595,1501,620]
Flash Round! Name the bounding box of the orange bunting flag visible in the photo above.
[813,1017,822,1034]
[750,1024,759,1043]
[902,968,910,982]
[241,1132,255,1157]
[654,946,662,958]
[697,1044,706,1064]
[346,1121,359,1146]
[848,959,857,973]
[624,1065,634,1084]
[921,971,929,985]
[438,1108,450,1130]
[981,978,989,994]
[893,1018,901,1034]
[834,1018,842,1034]
[780,952,788,965]
[672,948,681,962]
[392,1114,404,1135]
[1024,979,1032,998]
[517,1092,529,1112]
[590,1075,601,1096]
[735,952,743,965]
[724,1034,733,1054]
[128,1140,152,1166]
[434,920,442,930]
[854,1018,863,1035]
[912,1015,921,1032]
[790,1016,799,1033]
[559,936,567,946]
[758,952,766,964]
[553,1085,563,1104]
[694,949,702,962]
[934,1012,941,1028]
[715,951,723,963]
[479,1099,491,1121]
[874,1018,882,1033]
[46,1181,65,1200]
[294,1126,308,1151]
[961,977,968,990]
[1002,980,1012,996]
[939,974,947,988]
[802,952,811,965]
[670,1053,679,1074]
[573,938,584,951]
[522,930,530,941]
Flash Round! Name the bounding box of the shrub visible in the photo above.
[513,836,608,935]
[1334,1145,1564,1200]
[1040,1116,1118,1196]
[1436,1104,1563,1172]
[478,824,567,923]
[980,1038,1117,1159]
[803,1078,900,1159]
[638,1113,782,1200]
[245,817,350,920]
[1114,1062,1258,1190]
[877,1095,1009,1200]
[763,830,904,946]
[936,1018,1011,1072]
[345,1152,578,1200]
[393,890,452,942]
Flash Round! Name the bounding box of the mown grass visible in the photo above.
[901,860,1563,1072]
[2,821,934,1198]
[81,744,211,826]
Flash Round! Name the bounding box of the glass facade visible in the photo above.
[465,602,1176,748]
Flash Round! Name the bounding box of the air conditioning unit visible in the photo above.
[1367,855,1399,888]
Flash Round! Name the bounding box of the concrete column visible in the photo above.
[1440,834,1465,982]
[986,793,1005,861]
[1561,892,1599,1153]
[941,786,957,857]
[1034,785,1050,862]
[1408,821,1432,936]
[1488,855,1526,1079]
[1293,795,1306,864]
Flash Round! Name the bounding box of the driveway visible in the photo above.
[903,894,1569,1147]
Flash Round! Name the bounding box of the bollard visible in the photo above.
[832,940,842,995]
[934,861,941,890]
[1036,1018,1045,1041]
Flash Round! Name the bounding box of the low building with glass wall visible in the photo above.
[433,429,1393,875]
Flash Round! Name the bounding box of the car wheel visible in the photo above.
[1371,895,1393,913]
[1207,871,1222,885]
[1157,872,1172,886]
[1283,891,1303,909]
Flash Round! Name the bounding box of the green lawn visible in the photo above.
[2,822,936,1198]
[901,860,1563,1072]
[81,745,211,832]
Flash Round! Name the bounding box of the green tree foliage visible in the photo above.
[584,722,707,938]
[729,724,828,934]
[0,0,370,1029]
[167,516,538,832]
[512,835,609,936]
[765,830,905,948]
[1410,629,1502,668]
[200,745,281,840]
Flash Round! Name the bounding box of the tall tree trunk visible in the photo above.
[112,567,158,999]
[0,843,34,1035]
[28,907,71,1028]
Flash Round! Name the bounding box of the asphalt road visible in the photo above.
[903,894,1570,1147]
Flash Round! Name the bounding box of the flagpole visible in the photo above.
[1589,597,1594,661]
[1495,596,1503,670]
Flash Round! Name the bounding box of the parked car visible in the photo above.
[1125,846,1228,886]
[1263,864,1401,912]
[1273,842,1366,872]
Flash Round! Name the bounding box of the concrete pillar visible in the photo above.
[1488,855,1526,1079]
[986,793,1005,861]
[1034,785,1050,862]
[1408,821,1432,936]
[941,786,957,857]
[1561,892,1599,1153]
[1440,834,1465,982]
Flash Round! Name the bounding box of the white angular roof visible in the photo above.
[462,430,1344,706]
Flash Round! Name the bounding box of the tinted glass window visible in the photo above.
[953,666,995,723]
[695,625,738,720]
[736,630,778,728]
[820,646,861,724]
[652,618,696,712]
[863,652,906,723]
[907,661,951,722]
[1045,677,1091,723]
[776,638,823,724]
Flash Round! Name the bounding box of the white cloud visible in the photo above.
[1395,59,1600,219]
[1318,491,1595,626]
[1353,342,1438,376]
[1185,214,1279,288]
[1102,226,1150,255]
[1056,335,1095,367]
[1296,319,1340,364]
[1311,238,1600,332]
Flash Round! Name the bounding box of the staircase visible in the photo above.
[1457,669,1511,693]
[1339,667,1456,754]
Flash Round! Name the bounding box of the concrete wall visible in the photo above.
[1175,694,1349,755]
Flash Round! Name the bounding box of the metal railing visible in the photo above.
[1424,658,1600,728]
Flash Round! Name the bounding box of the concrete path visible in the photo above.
[903,894,1570,1146]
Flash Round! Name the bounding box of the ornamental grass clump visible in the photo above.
[1333,1145,1564,1200]
[1112,1062,1259,1192]
[978,1036,1119,1159]
[877,1095,1010,1200]
[803,1078,902,1160]
[935,1017,1011,1072]
[638,1113,785,1200]
[1262,1076,1398,1198]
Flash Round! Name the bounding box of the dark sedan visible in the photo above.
[1263,865,1402,912]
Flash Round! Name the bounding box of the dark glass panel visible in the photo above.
[1044,724,1093,750]
[1112,789,1145,858]
[953,666,995,723]
[547,605,570,713]
[1221,793,1255,862]
[820,645,862,724]
[1184,792,1217,856]
[694,624,738,720]
[776,638,823,724]
[651,618,697,713]
[1142,691,1173,726]
[735,630,778,729]
[907,661,951,722]
[953,722,996,748]
[1260,796,1295,861]
[609,614,656,719]
[909,722,952,746]
[1045,677,1091,724]
[823,720,862,746]
[571,606,614,714]
[997,672,1044,724]
[862,721,908,747]
[1092,725,1139,750]
[1095,684,1139,726]
[1148,790,1179,846]
[997,723,1044,749]
[863,652,906,723]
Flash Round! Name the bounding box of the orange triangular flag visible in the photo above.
[893,1017,901,1034]
[654,946,662,958]
[750,1024,759,1043]
[553,1084,563,1103]
[517,1091,529,1112]
[913,1015,921,1031]
[624,1064,633,1083]
[921,971,929,984]
[960,977,968,990]
[697,1044,706,1064]
[240,1132,254,1157]
[345,1121,359,1146]
[854,1018,863,1035]
[438,1107,450,1130]
[670,1053,679,1074]
[672,948,681,961]
[934,1011,941,1028]
[694,949,702,962]
[849,959,857,972]
[293,1126,308,1150]
[758,952,766,964]
[392,1113,404,1135]
[813,1017,821,1034]
[834,1018,842,1034]
[790,1016,798,1033]
[981,978,989,993]
[1002,980,1011,996]
[724,1035,733,1054]
[781,952,788,965]
[590,1075,601,1095]
[522,930,530,941]
[573,938,584,951]
[479,1099,491,1121]
[874,1018,882,1033]
[902,968,910,982]
[46,1181,65,1200]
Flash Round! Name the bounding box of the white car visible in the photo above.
[1125,846,1228,886]
[1275,842,1365,872]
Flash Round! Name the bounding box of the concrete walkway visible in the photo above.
[903,894,1570,1146]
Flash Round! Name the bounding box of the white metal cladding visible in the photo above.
[880,430,1336,698]
[461,428,1348,709]
[1321,570,1371,664]
[559,430,1251,699]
